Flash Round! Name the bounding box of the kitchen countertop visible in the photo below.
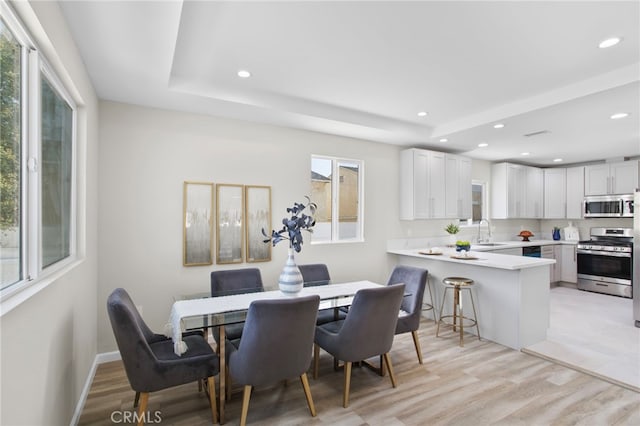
[469,239,578,252]
[387,247,555,270]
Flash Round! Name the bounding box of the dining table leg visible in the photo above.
[218,325,226,424]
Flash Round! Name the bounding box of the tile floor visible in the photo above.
[524,285,640,392]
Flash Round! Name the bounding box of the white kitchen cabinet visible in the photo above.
[541,245,558,283]
[585,160,639,195]
[491,162,543,219]
[491,247,522,256]
[560,244,578,283]
[566,166,584,219]
[526,167,544,218]
[544,168,567,218]
[445,154,472,219]
[400,148,446,219]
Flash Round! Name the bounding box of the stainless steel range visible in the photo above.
[577,227,633,298]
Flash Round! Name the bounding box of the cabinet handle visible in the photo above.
[611,176,615,193]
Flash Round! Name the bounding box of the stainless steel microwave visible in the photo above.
[583,194,634,218]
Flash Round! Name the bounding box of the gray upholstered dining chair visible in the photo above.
[210,268,264,346]
[313,283,405,408]
[299,263,347,325]
[387,265,429,364]
[226,295,321,426]
[107,288,218,425]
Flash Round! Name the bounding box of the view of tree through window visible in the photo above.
[0,8,76,296]
[1,18,22,289]
[41,76,72,268]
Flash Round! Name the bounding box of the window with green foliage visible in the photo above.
[0,4,76,297]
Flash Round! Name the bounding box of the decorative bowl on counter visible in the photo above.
[518,230,534,241]
[455,240,471,252]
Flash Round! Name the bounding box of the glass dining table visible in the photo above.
[168,280,384,424]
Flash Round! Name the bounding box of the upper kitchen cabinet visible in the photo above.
[544,168,566,218]
[525,166,543,218]
[491,162,543,219]
[585,160,639,195]
[444,154,472,219]
[566,166,584,219]
[400,148,446,219]
[543,166,584,219]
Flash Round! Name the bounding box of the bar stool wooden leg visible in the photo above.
[457,286,464,347]
[452,287,459,332]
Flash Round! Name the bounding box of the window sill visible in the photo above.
[0,257,84,317]
[311,238,365,246]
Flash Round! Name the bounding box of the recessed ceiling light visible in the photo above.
[417,111,428,117]
[493,123,505,129]
[610,112,629,120]
[598,37,621,49]
[478,143,489,148]
[521,152,530,156]
[553,158,563,162]
[237,70,251,78]
[439,138,448,143]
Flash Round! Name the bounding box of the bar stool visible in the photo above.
[436,277,480,347]
[423,275,438,323]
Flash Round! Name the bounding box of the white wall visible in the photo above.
[97,101,406,352]
[0,1,99,425]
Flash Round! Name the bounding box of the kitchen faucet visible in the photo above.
[477,219,491,243]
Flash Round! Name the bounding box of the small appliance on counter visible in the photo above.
[564,222,580,241]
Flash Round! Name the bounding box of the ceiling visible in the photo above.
[59,1,640,166]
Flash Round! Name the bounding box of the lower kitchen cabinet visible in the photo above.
[560,244,578,283]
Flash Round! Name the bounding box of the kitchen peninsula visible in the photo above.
[388,244,555,350]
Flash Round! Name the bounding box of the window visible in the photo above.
[310,156,363,243]
[0,2,77,299]
[471,180,487,223]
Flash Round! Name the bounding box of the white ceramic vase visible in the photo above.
[279,247,304,294]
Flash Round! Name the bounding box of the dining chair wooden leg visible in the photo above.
[299,373,316,417]
[240,385,252,426]
[382,353,397,388]
[313,344,320,380]
[207,376,218,424]
[136,392,149,426]
[343,361,352,408]
[133,391,140,408]
[411,330,424,364]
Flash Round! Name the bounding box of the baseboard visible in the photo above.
[96,350,122,364]
[69,351,122,426]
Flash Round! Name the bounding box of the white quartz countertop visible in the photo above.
[469,239,578,252]
[387,247,556,270]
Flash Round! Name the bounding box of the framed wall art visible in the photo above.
[245,185,271,262]
[216,184,244,264]
[183,181,214,266]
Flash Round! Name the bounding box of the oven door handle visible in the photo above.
[576,249,631,257]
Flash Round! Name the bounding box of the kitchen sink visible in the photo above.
[474,243,507,246]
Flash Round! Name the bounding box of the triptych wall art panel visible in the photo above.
[183,182,271,266]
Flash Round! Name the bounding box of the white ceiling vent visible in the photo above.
[523,130,551,137]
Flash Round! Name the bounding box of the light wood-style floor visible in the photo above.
[79,319,640,425]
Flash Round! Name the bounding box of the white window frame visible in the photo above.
[0,0,79,312]
[461,179,488,227]
[310,155,364,244]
